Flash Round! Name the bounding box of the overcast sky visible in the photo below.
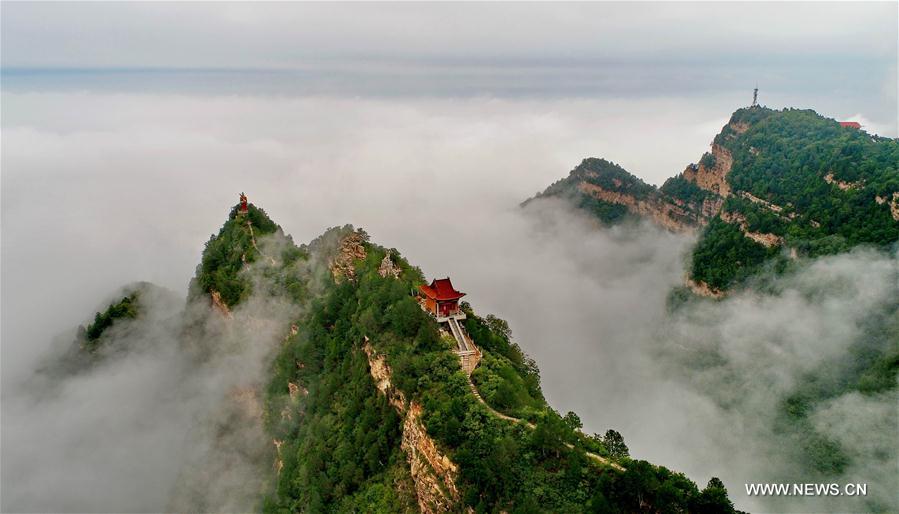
[2,2,897,134]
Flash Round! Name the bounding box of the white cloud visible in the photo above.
[2,87,896,511]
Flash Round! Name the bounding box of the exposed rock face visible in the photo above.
[560,121,747,234]
[731,121,750,134]
[402,403,461,513]
[744,231,783,248]
[685,278,725,299]
[363,342,460,513]
[378,251,401,279]
[576,182,697,232]
[876,192,899,221]
[273,439,284,475]
[329,232,367,282]
[739,191,784,214]
[720,211,784,248]
[210,290,233,319]
[701,195,726,219]
[682,143,733,197]
[824,171,863,191]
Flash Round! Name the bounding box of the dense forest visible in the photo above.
[691,107,899,289]
[524,107,898,513]
[191,203,285,306]
[525,158,651,225]
[528,106,899,292]
[260,226,739,513]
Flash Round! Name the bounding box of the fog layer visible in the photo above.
[3,93,896,512]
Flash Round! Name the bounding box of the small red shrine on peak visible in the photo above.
[419,277,465,318]
[239,192,248,213]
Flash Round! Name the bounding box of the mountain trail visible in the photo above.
[246,219,277,266]
[466,366,624,471]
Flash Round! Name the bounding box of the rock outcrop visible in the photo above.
[329,231,368,282]
[363,342,460,514]
[720,211,784,248]
[539,119,750,234]
[685,278,725,299]
[576,182,698,232]
[824,171,863,191]
[682,143,734,197]
[210,290,233,319]
[875,192,899,221]
[378,251,401,279]
[530,106,899,296]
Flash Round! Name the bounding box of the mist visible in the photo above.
[2,91,896,513]
[1,232,313,512]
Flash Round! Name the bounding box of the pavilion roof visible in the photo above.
[419,277,465,301]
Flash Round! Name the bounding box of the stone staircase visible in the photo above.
[446,315,481,375]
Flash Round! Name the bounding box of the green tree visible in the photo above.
[603,429,629,459]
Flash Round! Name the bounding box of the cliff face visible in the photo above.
[363,342,461,514]
[59,203,736,512]
[527,118,751,234]
[528,106,899,294]
[682,143,733,198]
[576,181,697,232]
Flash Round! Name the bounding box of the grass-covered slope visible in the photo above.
[263,229,739,513]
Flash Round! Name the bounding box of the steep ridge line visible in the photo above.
[362,337,625,512]
[245,219,277,266]
[425,304,624,470]
[466,369,625,471]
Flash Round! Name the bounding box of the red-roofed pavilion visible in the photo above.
[419,278,465,317]
[839,121,861,129]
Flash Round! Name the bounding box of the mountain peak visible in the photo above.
[190,194,285,307]
[527,105,899,294]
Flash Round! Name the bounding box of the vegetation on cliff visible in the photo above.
[659,174,714,206]
[528,158,650,225]
[192,203,284,307]
[82,292,140,351]
[263,227,738,512]
[691,107,899,289]
[529,106,898,292]
[689,217,780,290]
[523,107,898,511]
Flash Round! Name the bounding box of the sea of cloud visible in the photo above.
[2,92,896,512]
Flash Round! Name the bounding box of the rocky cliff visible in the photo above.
[363,342,461,514]
[684,144,734,198]
[50,200,737,513]
[526,117,753,234]
[528,106,899,294]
